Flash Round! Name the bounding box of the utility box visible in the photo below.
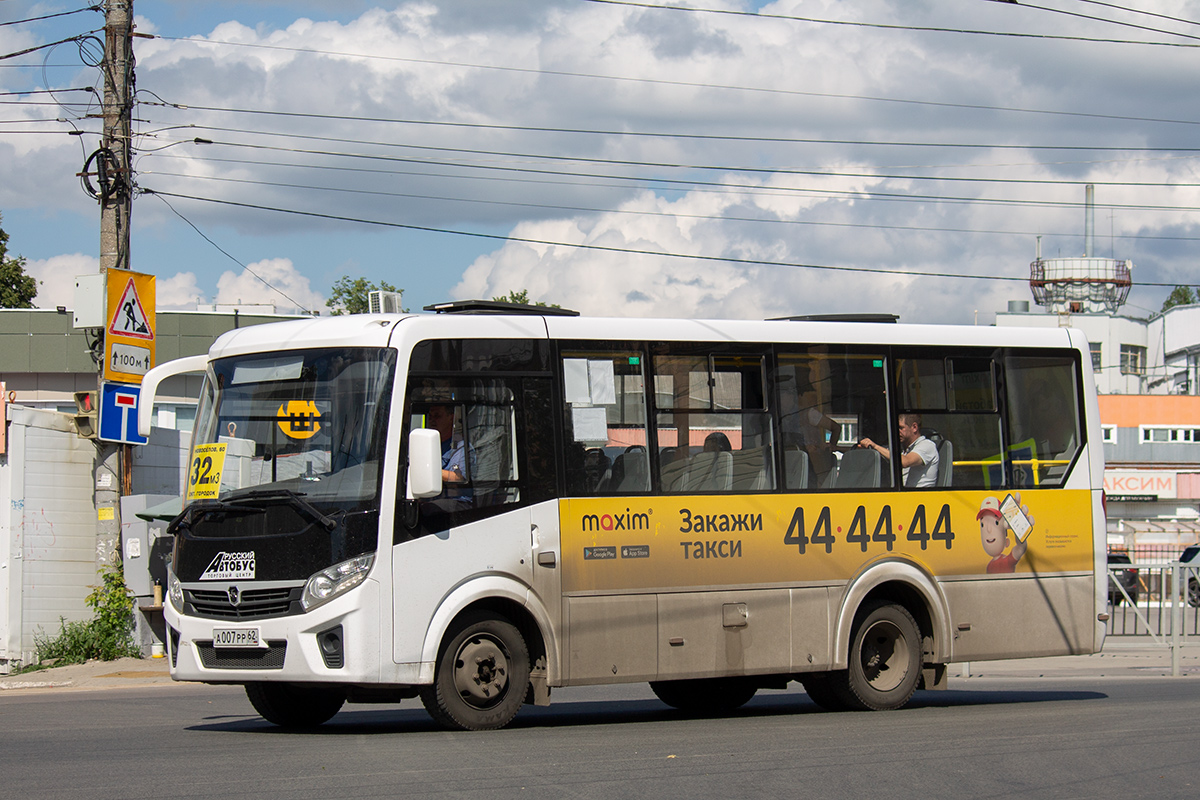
[119,494,174,598]
[73,274,106,328]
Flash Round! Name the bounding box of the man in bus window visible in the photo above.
[427,404,475,502]
[858,413,938,487]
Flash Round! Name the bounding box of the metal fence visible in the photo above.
[1106,555,1200,675]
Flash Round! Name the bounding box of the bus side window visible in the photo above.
[561,351,650,496]
[1004,356,1081,487]
[653,352,774,494]
[776,350,891,491]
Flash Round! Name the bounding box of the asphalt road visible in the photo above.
[1,677,1196,800]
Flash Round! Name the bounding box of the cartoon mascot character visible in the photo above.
[978,493,1034,574]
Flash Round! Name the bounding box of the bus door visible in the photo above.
[392,371,558,665]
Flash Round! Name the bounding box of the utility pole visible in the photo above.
[95,0,135,571]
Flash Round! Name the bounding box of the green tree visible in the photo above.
[0,213,38,309]
[1161,285,1198,312]
[326,277,405,315]
[493,289,560,308]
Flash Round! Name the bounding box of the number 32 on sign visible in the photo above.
[186,443,227,502]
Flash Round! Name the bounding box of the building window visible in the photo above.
[1090,342,1102,372]
[1101,425,1117,444]
[1120,345,1146,375]
[1140,426,1200,443]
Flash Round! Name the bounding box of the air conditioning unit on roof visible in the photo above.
[368,290,404,314]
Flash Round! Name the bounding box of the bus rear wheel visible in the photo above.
[650,677,757,714]
[245,682,345,728]
[420,613,531,731]
[840,601,922,711]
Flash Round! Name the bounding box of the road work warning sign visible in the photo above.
[104,270,156,383]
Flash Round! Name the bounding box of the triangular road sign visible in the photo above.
[108,277,154,340]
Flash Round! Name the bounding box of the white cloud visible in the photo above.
[25,254,99,310]
[9,1,1198,321]
[214,258,324,313]
[156,272,205,309]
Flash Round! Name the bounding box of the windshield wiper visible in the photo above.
[226,489,340,531]
[169,501,264,534]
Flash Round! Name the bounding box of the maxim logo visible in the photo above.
[581,509,651,532]
[200,551,256,581]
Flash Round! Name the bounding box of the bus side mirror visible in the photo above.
[407,428,443,499]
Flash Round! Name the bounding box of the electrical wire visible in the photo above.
[147,191,317,315]
[0,4,100,27]
[141,124,1200,189]
[0,30,103,62]
[140,167,1200,244]
[578,0,1200,47]
[137,147,1200,216]
[1069,0,1200,28]
[140,188,1186,289]
[133,101,1200,150]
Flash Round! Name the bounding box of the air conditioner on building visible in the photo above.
[368,290,404,314]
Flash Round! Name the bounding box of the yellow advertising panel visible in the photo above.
[104,269,156,383]
[560,489,1094,594]
[186,443,228,503]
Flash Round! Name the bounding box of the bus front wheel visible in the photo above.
[650,678,757,714]
[841,601,922,711]
[420,612,531,731]
[245,682,345,728]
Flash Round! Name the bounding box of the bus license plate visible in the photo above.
[212,628,262,648]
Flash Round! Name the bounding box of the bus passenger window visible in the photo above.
[561,351,650,495]
[776,351,891,491]
[653,352,774,493]
[1004,356,1081,487]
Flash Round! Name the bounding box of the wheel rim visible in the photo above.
[858,619,911,692]
[452,634,510,709]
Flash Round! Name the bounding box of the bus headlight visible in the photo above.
[301,554,374,611]
[167,570,184,612]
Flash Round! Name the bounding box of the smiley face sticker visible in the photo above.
[277,400,321,439]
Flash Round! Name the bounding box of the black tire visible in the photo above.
[649,677,757,714]
[1188,578,1200,609]
[245,682,345,728]
[799,673,852,712]
[420,612,530,731]
[839,601,923,711]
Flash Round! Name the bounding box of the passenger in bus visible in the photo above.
[703,432,732,452]
[427,404,475,502]
[858,413,938,487]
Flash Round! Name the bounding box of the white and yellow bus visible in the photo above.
[141,301,1106,730]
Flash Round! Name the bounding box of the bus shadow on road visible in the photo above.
[186,687,1107,735]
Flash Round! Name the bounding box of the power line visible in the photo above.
[138,38,1200,128]
[0,31,102,62]
[1069,0,1200,29]
[0,4,100,27]
[139,147,1200,215]
[140,188,1186,289]
[148,191,318,315]
[578,0,1200,47]
[983,0,1200,41]
[164,131,1200,199]
[135,100,1200,149]
[141,167,1200,244]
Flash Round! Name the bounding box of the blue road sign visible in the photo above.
[99,382,148,445]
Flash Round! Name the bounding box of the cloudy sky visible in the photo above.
[2,0,1198,323]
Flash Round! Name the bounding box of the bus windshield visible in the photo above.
[190,347,396,510]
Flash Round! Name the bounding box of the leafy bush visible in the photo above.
[34,562,140,665]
